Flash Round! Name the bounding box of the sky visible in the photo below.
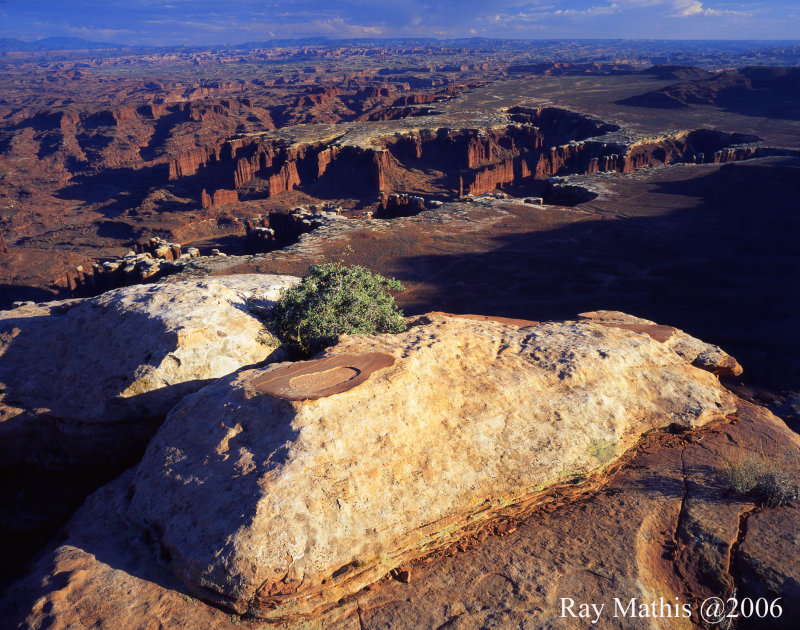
[1,0,799,46]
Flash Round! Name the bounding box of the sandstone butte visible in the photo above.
[5,305,791,630]
[0,274,298,471]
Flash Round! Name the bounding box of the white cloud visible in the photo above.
[554,3,621,16]
[597,0,753,17]
[488,2,623,25]
[625,0,754,17]
[309,18,385,36]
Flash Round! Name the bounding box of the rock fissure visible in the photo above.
[727,505,763,599]
[670,442,702,614]
[356,599,366,630]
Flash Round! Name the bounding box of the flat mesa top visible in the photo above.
[251,352,395,400]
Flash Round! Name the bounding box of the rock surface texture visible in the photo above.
[126,313,737,618]
[0,311,761,629]
[0,274,298,468]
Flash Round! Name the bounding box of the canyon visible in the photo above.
[4,53,800,310]
[1,40,800,629]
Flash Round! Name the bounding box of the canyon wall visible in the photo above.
[167,138,390,204]
[161,109,789,209]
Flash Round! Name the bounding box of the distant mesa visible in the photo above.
[638,64,714,81]
[168,106,782,213]
[507,61,636,76]
[620,66,800,120]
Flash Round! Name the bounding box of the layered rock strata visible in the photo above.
[162,106,793,208]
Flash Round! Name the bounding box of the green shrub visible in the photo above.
[720,454,798,506]
[259,261,406,357]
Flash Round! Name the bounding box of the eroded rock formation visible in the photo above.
[66,237,197,297]
[200,188,238,208]
[162,107,793,209]
[244,206,343,251]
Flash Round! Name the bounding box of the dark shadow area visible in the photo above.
[395,158,800,392]
[185,233,253,256]
[637,65,714,81]
[0,443,156,595]
[95,219,138,240]
[0,285,62,310]
[137,108,193,162]
[618,67,800,121]
[55,163,171,217]
[544,183,599,206]
[0,300,228,594]
[75,131,115,163]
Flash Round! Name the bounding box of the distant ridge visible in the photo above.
[1,36,799,55]
[0,37,126,52]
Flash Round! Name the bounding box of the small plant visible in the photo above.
[720,454,798,506]
[258,260,406,357]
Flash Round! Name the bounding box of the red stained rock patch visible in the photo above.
[596,321,678,343]
[431,312,541,328]
[251,352,395,400]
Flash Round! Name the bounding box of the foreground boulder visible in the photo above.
[0,274,298,469]
[3,312,777,627]
[4,401,798,630]
[119,313,734,619]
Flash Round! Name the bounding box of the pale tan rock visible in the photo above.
[4,399,796,630]
[579,310,743,376]
[0,274,298,467]
[126,313,736,619]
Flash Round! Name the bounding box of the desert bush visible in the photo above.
[720,454,798,506]
[258,261,406,357]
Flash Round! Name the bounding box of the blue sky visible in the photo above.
[1,1,798,45]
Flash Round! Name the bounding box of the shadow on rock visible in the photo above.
[395,158,800,392]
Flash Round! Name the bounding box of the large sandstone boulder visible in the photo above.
[3,400,797,630]
[121,312,737,620]
[0,274,298,468]
[8,313,793,630]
